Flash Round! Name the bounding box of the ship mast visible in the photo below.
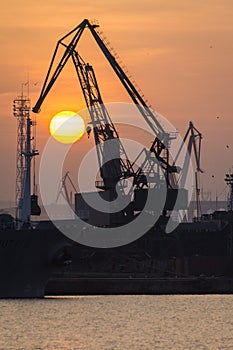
[13,87,39,228]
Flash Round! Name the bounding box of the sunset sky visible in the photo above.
[0,0,233,207]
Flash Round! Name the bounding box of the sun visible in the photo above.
[49,111,85,144]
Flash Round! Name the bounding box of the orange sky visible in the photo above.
[0,0,233,206]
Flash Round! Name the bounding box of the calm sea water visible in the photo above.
[0,295,233,350]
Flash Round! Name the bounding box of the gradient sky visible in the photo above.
[0,0,233,206]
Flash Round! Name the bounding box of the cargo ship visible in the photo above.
[1,202,233,298]
[44,206,233,295]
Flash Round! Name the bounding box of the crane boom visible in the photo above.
[32,19,88,113]
[32,19,165,136]
[86,22,165,135]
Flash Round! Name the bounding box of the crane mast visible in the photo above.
[72,52,134,191]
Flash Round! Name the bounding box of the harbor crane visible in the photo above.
[32,19,178,190]
[32,19,202,220]
[173,121,203,219]
[56,171,78,207]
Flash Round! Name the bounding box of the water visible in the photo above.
[0,295,233,350]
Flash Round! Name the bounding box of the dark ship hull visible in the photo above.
[1,211,233,298]
[0,222,72,298]
[64,212,233,276]
[48,211,233,295]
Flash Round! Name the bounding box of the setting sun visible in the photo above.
[49,110,85,144]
